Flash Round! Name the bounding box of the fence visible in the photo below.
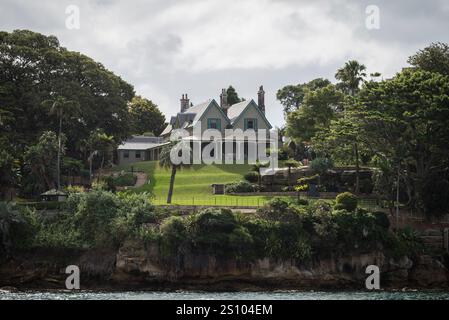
[151,195,384,210]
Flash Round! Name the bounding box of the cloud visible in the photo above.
[0,0,448,127]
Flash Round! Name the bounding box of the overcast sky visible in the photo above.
[1,0,449,127]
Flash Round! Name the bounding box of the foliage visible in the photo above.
[129,96,166,136]
[310,157,334,175]
[226,86,243,105]
[334,192,358,212]
[23,131,63,195]
[408,42,449,76]
[113,173,137,187]
[225,181,256,193]
[335,60,367,96]
[277,78,331,114]
[243,171,259,183]
[286,84,343,143]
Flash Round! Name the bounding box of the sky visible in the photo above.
[1,0,449,128]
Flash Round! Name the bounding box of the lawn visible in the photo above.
[114,161,294,206]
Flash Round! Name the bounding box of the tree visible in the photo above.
[83,129,115,180]
[43,96,80,190]
[159,142,190,204]
[276,78,331,114]
[358,69,449,217]
[284,159,301,190]
[129,96,166,136]
[334,60,367,189]
[226,86,243,105]
[313,103,370,193]
[0,30,136,195]
[24,131,63,194]
[408,42,449,76]
[286,84,344,143]
[335,60,367,96]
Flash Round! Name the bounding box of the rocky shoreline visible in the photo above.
[1,240,448,292]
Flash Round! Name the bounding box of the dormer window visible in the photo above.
[207,118,221,130]
[244,118,258,130]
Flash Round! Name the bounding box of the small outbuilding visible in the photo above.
[40,189,68,202]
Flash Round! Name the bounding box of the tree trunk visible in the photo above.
[288,166,292,190]
[354,142,360,193]
[167,166,177,204]
[56,115,63,190]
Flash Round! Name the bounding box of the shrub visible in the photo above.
[372,211,390,230]
[244,171,259,183]
[334,192,358,212]
[160,216,188,254]
[310,157,334,174]
[225,181,255,193]
[71,190,120,247]
[113,173,137,187]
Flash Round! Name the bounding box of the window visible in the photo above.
[124,150,129,158]
[207,118,221,130]
[244,118,258,130]
[135,151,141,159]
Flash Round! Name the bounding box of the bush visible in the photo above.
[160,216,188,254]
[113,173,137,187]
[244,171,259,183]
[310,157,334,174]
[334,192,358,212]
[225,181,255,193]
[372,211,390,230]
[70,190,120,247]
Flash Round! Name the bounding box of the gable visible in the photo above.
[231,100,272,130]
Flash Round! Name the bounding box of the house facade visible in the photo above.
[118,86,273,165]
[160,86,272,140]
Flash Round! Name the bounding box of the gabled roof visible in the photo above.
[228,99,272,129]
[227,100,251,123]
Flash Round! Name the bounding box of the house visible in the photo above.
[118,86,273,165]
[117,135,166,165]
[161,85,272,141]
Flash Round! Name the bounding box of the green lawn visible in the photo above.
[114,161,293,206]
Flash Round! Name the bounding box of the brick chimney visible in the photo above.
[220,88,229,115]
[180,94,189,113]
[257,85,265,114]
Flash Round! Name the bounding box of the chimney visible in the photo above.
[220,88,229,115]
[258,85,265,114]
[180,93,189,113]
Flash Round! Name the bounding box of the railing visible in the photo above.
[151,196,281,207]
[150,195,384,210]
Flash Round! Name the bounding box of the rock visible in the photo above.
[0,286,18,292]
[409,255,449,287]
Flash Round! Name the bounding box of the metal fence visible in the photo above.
[151,195,384,210]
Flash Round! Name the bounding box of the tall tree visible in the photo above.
[43,96,80,190]
[129,96,166,136]
[358,69,449,217]
[159,142,190,204]
[335,60,367,96]
[286,84,344,143]
[408,42,449,76]
[226,86,243,105]
[277,78,331,114]
[335,60,367,191]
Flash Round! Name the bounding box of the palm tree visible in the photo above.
[284,159,301,191]
[159,141,190,204]
[43,96,80,190]
[335,60,366,193]
[252,161,269,192]
[335,60,367,96]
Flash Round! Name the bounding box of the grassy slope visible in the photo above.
[115,161,292,206]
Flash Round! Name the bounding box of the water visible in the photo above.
[1,290,449,300]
